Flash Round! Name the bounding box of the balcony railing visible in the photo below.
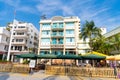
[13,34,28,38]
[51,34,63,38]
[11,41,26,45]
[51,25,63,30]
[51,42,63,44]
[14,27,28,31]
[51,44,64,48]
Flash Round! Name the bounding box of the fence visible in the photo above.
[0,63,30,73]
[45,65,119,78]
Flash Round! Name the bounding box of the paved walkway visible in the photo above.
[0,71,119,80]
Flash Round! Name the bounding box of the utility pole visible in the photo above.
[7,10,17,61]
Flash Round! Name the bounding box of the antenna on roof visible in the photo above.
[14,9,16,20]
[41,14,46,20]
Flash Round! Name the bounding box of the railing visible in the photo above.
[51,34,63,38]
[51,26,63,30]
[51,44,64,48]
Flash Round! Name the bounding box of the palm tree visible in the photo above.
[90,35,113,55]
[80,20,102,52]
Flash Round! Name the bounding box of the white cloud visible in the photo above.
[0,0,20,7]
[36,0,74,16]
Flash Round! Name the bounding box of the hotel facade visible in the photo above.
[38,16,90,65]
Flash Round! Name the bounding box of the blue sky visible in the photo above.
[0,0,120,32]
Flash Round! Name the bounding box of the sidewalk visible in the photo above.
[0,71,119,80]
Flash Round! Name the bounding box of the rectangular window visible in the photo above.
[41,38,50,42]
[42,30,50,35]
[66,22,74,28]
[18,26,25,28]
[59,23,63,28]
[52,23,57,28]
[16,39,23,42]
[66,37,75,42]
[66,30,74,34]
[42,23,51,28]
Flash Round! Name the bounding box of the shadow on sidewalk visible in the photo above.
[0,72,10,80]
[42,75,57,80]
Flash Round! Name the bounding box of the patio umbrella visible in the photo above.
[82,54,106,60]
[106,56,115,60]
[106,55,120,61]
[92,51,107,56]
[16,53,37,59]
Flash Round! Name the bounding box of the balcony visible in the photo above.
[51,25,63,30]
[13,34,28,38]
[14,27,28,31]
[11,41,26,45]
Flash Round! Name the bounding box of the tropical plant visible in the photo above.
[79,20,102,52]
[6,27,10,31]
[92,36,113,55]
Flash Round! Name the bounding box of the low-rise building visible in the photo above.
[7,19,39,62]
[104,26,120,55]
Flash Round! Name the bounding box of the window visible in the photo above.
[66,37,75,42]
[42,30,50,35]
[13,33,15,35]
[11,46,13,50]
[66,30,74,34]
[16,39,23,42]
[29,41,32,44]
[52,23,57,28]
[17,32,24,35]
[12,39,14,42]
[4,45,7,50]
[6,37,9,41]
[18,26,25,28]
[66,22,74,28]
[41,38,50,42]
[59,23,63,27]
[42,23,51,28]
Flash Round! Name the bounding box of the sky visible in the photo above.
[0,0,120,32]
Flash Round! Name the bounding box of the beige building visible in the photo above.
[38,16,90,65]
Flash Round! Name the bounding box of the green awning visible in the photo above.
[82,54,106,60]
[37,54,82,59]
[16,53,37,59]
[37,54,57,59]
[57,55,82,59]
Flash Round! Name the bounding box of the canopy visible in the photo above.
[37,54,82,59]
[91,51,107,56]
[37,54,57,59]
[82,54,106,60]
[16,53,37,58]
[57,55,82,59]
